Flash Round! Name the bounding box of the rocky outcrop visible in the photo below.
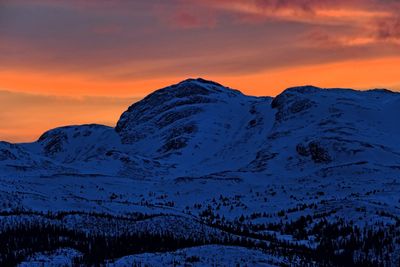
[271,86,317,122]
[296,141,332,163]
[115,78,237,140]
[114,78,247,157]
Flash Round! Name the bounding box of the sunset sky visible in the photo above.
[1,0,400,142]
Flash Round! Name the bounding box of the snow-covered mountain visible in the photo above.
[1,78,400,266]
[115,78,275,177]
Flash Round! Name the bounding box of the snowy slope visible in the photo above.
[110,245,282,267]
[116,78,275,177]
[247,86,400,178]
[7,79,399,181]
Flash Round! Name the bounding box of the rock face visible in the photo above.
[296,141,331,163]
[37,124,119,161]
[271,86,318,122]
[0,142,26,161]
[115,79,227,140]
[246,85,400,177]
[115,78,244,153]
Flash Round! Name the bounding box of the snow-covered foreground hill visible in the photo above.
[1,78,400,266]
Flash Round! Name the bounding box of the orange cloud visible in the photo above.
[199,0,400,45]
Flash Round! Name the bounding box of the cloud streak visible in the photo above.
[1,0,399,82]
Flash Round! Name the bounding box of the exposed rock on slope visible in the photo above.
[248,85,400,177]
[114,78,274,176]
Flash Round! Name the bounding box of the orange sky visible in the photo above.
[1,0,400,142]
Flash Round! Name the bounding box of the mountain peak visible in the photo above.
[178,78,224,87]
[115,78,244,144]
[283,85,322,94]
[165,78,242,96]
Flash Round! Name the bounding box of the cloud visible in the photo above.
[202,0,392,22]
[0,1,396,64]
[0,0,399,98]
[169,11,216,29]
[376,16,400,41]
[152,2,217,29]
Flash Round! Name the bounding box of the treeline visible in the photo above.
[0,210,399,266]
[198,207,400,266]
[0,209,158,222]
[0,218,263,266]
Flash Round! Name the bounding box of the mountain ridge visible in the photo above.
[2,78,400,179]
[1,78,400,266]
